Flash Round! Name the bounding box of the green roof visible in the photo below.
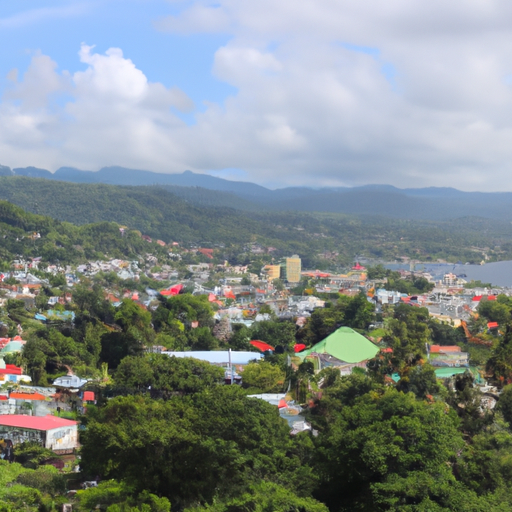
[297,327,379,364]
[1,341,23,354]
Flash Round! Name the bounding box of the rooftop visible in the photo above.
[0,415,77,431]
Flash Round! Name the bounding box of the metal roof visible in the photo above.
[0,415,77,431]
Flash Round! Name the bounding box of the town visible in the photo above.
[1,231,512,511]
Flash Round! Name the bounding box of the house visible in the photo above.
[296,327,379,373]
[53,375,88,389]
[0,336,27,355]
[0,360,31,384]
[0,415,78,452]
[428,345,469,368]
[198,248,214,259]
[8,392,48,416]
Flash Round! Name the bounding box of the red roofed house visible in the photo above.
[198,248,214,259]
[429,345,461,353]
[0,415,78,452]
[429,345,468,368]
[9,392,47,416]
[0,362,31,384]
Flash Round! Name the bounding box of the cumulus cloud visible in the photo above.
[0,44,194,172]
[4,2,512,189]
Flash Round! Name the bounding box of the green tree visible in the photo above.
[185,481,328,512]
[343,292,375,330]
[395,363,440,399]
[487,325,512,386]
[445,370,493,435]
[241,361,286,392]
[478,299,511,326]
[384,304,430,372]
[77,481,171,512]
[497,384,512,425]
[314,387,464,512]
[114,353,224,398]
[250,320,296,351]
[81,388,313,509]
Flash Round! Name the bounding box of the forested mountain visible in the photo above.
[4,163,512,221]
[2,176,512,265]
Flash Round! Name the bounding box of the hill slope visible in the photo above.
[0,177,512,266]
[5,164,512,221]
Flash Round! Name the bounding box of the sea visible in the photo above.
[383,260,512,288]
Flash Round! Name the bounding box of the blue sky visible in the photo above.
[1,1,512,191]
[0,1,235,113]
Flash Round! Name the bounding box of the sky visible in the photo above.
[1,1,512,190]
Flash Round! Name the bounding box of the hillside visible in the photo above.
[0,200,171,265]
[5,164,512,221]
[0,177,511,266]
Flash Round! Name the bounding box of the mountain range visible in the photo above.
[1,164,511,221]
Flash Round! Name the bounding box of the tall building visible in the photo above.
[262,265,281,281]
[285,255,302,283]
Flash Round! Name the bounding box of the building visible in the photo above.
[0,359,31,384]
[285,255,302,283]
[262,265,281,281]
[0,415,78,452]
[53,375,88,389]
[296,327,379,373]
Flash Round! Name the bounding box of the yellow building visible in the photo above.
[263,265,281,281]
[285,255,302,283]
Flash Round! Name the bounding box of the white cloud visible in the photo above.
[0,3,88,29]
[0,44,193,172]
[154,4,232,34]
[4,2,512,190]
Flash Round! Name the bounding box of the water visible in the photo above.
[384,260,512,288]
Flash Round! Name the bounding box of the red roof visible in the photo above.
[198,248,214,259]
[83,391,95,401]
[0,415,77,431]
[0,365,22,375]
[473,295,497,302]
[488,321,499,329]
[224,290,236,300]
[10,392,46,401]
[430,345,461,353]
[250,340,275,352]
[160,284,184,297]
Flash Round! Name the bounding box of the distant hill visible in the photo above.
[0,176,512,266]
[0,200,170,264]
[3,163,512,221]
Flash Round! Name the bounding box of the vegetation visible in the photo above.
[8,189,512,511]
[0,178,512,268]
